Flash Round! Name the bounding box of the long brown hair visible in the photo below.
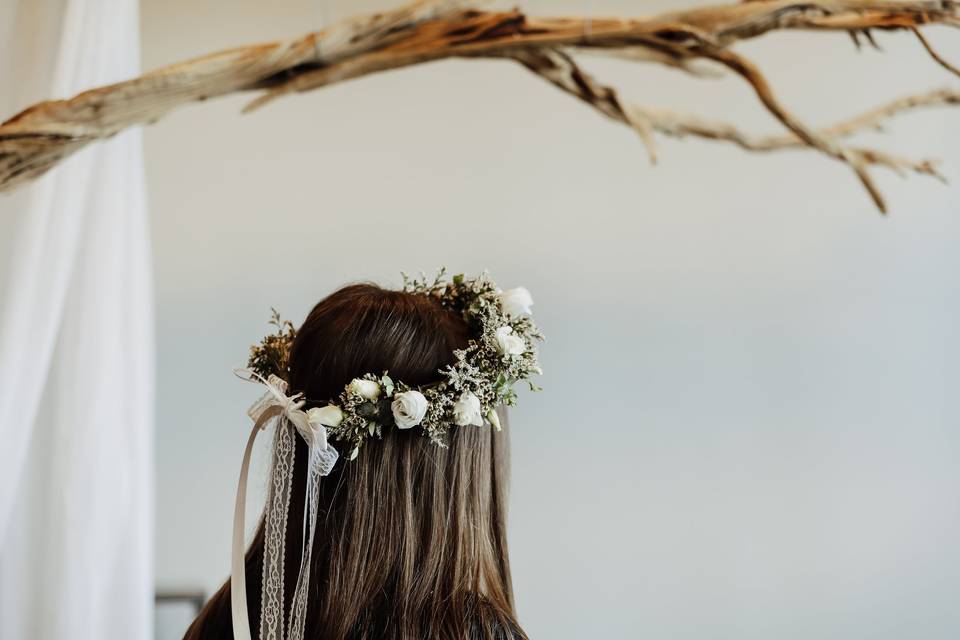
[185,284,526,640]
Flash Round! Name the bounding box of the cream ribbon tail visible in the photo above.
[229,368,337,640]
[230,403,282,640]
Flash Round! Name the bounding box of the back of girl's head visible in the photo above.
[186,283,526,640]
[289,283,472,401]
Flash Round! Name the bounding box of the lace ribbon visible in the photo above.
[260,417,294,640]
[231,369,339,640]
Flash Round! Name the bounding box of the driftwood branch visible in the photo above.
[1,0,958,212]
[511,47,956,172]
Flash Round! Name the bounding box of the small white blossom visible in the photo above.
[453,391,483,427]
[306,405,344,428]
[349,378,380,401]
[392,390,429,429]
[495,326,525,356]
[498,287,533,317]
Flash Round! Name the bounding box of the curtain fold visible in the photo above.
[0,0,154,638]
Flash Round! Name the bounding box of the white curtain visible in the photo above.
[0,0,154,638]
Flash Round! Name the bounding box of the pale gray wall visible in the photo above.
[137,2,960,639]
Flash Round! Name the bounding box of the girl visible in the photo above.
[185,273,540,640]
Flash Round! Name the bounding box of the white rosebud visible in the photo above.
[486,408,502,432]
[498,287,534,317]
[349,378,381,401]
[495,326,526,356]
[391,390,429,429]
[453,391,483,427]
[306,405,344,428]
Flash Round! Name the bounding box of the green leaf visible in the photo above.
[381,374,395,397]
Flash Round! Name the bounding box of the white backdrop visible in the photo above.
[143,0,960,640]
[0,0,154,638]
[135,0,960,639]
[144,2,960,635]
[0,1,954,639]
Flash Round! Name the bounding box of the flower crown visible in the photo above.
[247,270,544,460]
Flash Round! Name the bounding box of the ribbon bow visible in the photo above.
[229,368,338,640]
[233,367,330,451]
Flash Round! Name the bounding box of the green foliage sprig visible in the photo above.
[247,308,296,382]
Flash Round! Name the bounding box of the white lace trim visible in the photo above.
[260,418,295,640]
[258,417,339,640]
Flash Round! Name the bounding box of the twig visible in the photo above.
[911,27,960,78]
[514,46,952,198]
[631,89,959,152]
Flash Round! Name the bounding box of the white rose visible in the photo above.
[495,326,526,356]
[452,391,483,427]
[306,404,343,428]
[349,378,380,401]
[391,390,428,429]
[498,287,533,317]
